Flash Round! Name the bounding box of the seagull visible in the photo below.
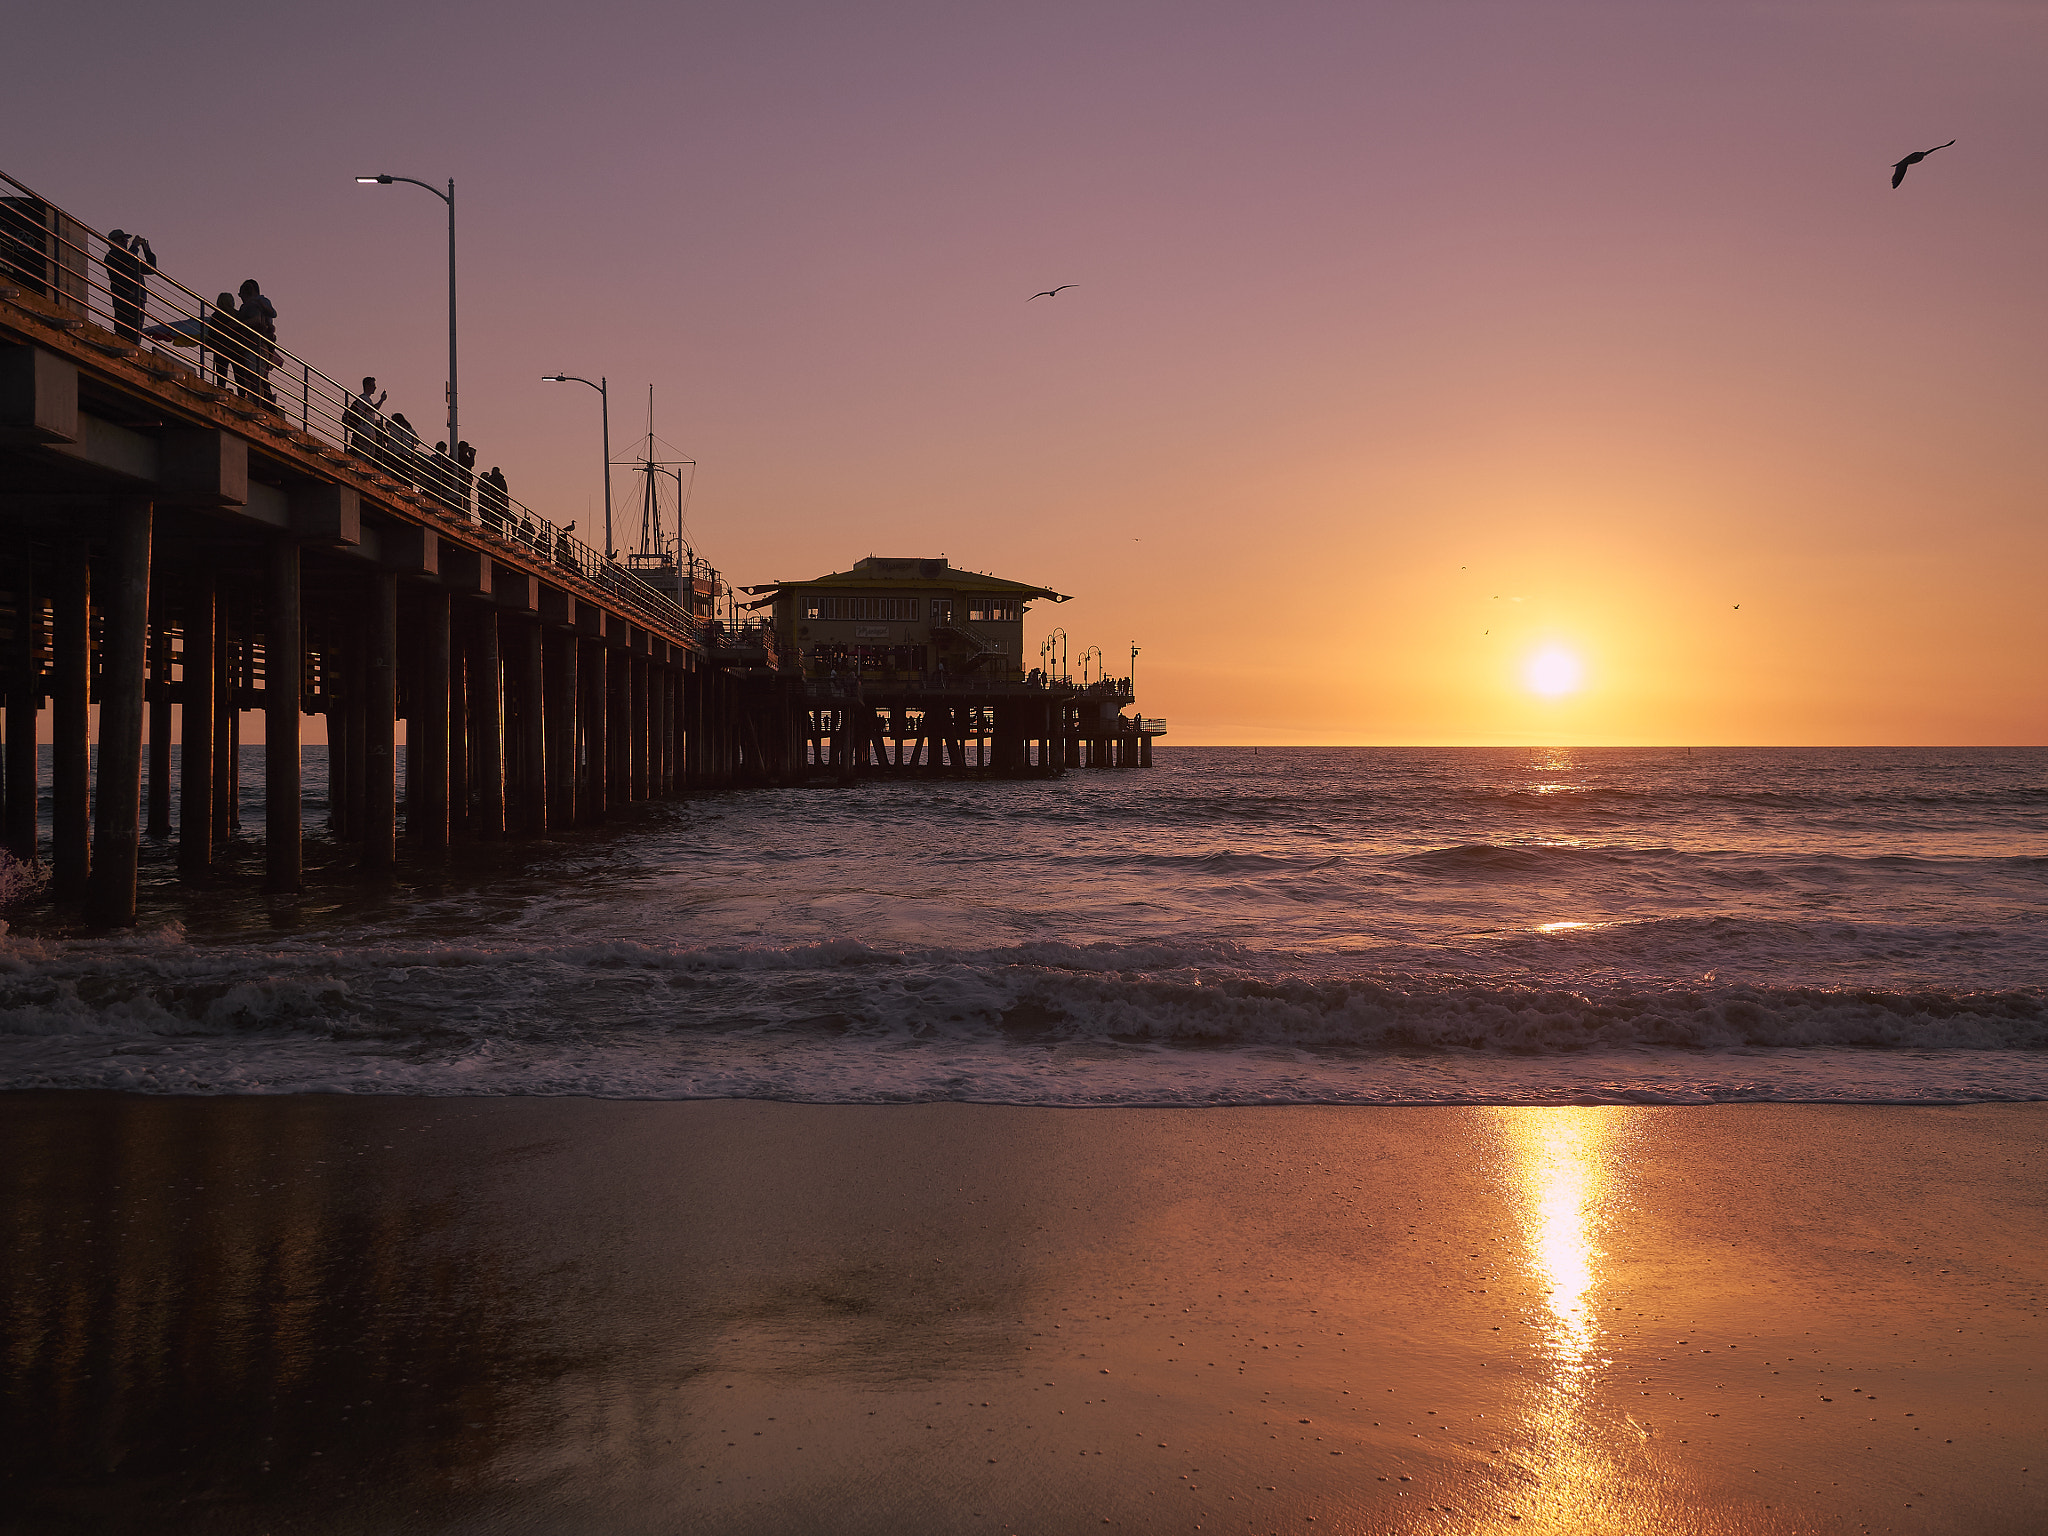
[1733,604,1740,610]
[1891,141,1954,188]
[1029,285,1076,300]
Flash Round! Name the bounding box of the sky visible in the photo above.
[8,0,2046,744]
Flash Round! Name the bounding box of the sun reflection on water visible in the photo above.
[1491,1107,1647,1531]
[1506,1109,1609,1368]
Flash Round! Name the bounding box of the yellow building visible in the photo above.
[747,556,1069,683]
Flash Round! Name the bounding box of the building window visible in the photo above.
[967,600,1019,623]
[809,595,920,621]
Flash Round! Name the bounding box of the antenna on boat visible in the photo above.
[628,386,697,567]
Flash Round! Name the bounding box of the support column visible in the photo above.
[344,616,367,841]
[544,629,576,830]
[212,612,234,839]
[515,619,546,833]
[414,586,450,850]
[84,503,150,924]
[608,650,630,804]
[362,571,398,869]
[670,666,684,792]
[179,574,214,870]
[629,654,648,801]
[265,541,303,891]
[580,636,607,825]
[50,538,90,903]
[4,557,41,865]
[146,618,172,838]
[652,664,670,795]
[469,605,503,838]
[448,640,468,841]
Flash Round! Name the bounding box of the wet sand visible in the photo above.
[2,1096,2042,1535]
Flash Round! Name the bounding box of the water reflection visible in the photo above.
[1492,1107,1642,1531]
[1499,1108,1621,1371]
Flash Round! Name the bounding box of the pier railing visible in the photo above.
[0,168,697,640]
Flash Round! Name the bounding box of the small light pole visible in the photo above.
[355,174,456,462]
[1130,644,1140,699]
[542,374,612,558]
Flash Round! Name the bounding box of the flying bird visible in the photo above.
[1891,141,1955,188]
[1733,604,1741,610]
[1029,285,1076,300]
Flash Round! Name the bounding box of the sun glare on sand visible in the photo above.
[1524,646,1585,698]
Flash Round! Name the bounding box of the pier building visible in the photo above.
[751,555,1064,683]
[745,557,1163,779]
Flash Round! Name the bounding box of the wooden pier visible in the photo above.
[0,175,755,925]
[0,173,1159,927]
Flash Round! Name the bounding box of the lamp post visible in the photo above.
[542,374,612,558]
[1130,644,1140,698]
[355,174,456,463]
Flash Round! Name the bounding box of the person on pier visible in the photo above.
[346,376,387,461]
[206,291,253,393]
[429,441,459,511]
[386,412,422,485]
[479,466,511,536]
[454,440,477,520]
[232,278,277,403]
[102,231,156,341]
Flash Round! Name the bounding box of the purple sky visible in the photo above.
[10,1,2046,742]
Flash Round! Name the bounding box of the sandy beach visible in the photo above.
[2,1096,2042,1534]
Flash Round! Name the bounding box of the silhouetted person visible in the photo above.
[1892,140,1955,188]
[554,522,578,569]
[429,441,457,510]
[479,466,510,536]
[454,439,477,519]
[387,412,422,485]
[102,231,156,341]
[346,376,386,460]
[517,512,538,551]
[204,292,240,387]
[232,279,277,403]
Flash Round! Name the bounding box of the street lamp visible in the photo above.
[542,374,612,558]
[1044,626,1067,683]
[355,174,457,469]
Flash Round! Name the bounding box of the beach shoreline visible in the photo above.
[3,1094,2043,1534]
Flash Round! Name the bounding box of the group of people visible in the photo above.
[341,379,579,570]
[205,281,279,401]
[112,230,280,403]
[101,219,585,576]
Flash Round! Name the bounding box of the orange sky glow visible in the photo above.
[9,0,2045,744]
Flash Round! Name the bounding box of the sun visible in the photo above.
[1524,646,1584,698]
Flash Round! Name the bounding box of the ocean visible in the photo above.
[1,746,2043,1106]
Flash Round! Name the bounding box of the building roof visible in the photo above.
[742,556,1070,603]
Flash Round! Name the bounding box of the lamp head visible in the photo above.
[542,374,565,383]
[356,175,394,185]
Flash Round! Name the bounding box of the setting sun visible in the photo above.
[1525,646,1585,698]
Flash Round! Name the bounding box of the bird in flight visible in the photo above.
[1733,604,1741,610]
[1891,141,1955,188]
[1029,285,1076,300]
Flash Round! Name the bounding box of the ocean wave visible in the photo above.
[2,932,2041,1060]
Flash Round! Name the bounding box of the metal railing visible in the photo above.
[0,168,700,642]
